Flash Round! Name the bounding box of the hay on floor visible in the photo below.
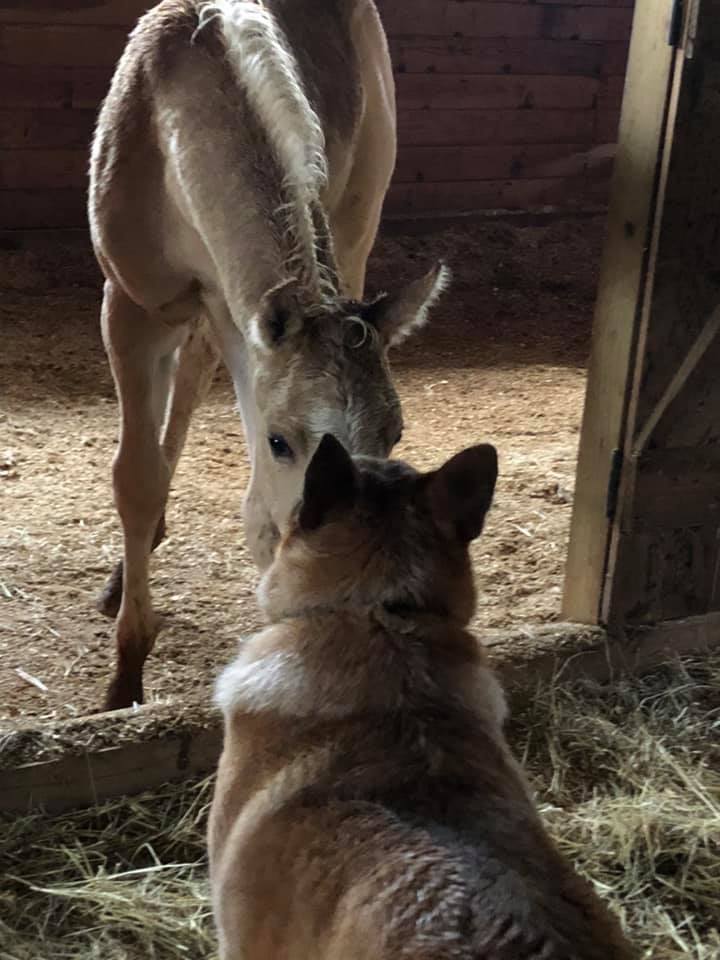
[2,653,719,960]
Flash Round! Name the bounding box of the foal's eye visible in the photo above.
[268,434,294,461]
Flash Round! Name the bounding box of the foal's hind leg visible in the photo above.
[101,280,187,710]
[97,317,219,619]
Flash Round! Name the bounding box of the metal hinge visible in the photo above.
[668,0,700,57]
[685,0,700,59]
[668,0,684,46]
[606,448,624,522]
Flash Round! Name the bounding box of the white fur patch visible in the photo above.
[216,645,357,718]
[305,407,351,448]
[215,649,306,715]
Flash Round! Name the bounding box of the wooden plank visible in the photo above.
[562,0,677,622]
[632,305,720,455]
[0,188,88,228]
[541,6,634,42]
[609,526,718,623]
[393,142,593,183]
[416,0,633,5]
[72,67,113,108]
[378,2,545,39]
[0,65,110,109]
[0,0,149,26]
[0,65,72,110]
[395,74,599,111]
[0,24,129,66]
[383,176,590,217]
[397,108,595,146]
[388,35,624,77]
[494,614,719,701]
[601,1,720,628]
[595,108,621,142]
[597,74,626,110]
[627,447,720,530]
[0,149,88,189]
[378,2,634,43]
[0,109,95,149]
[4,611,718,816]
[1,723,222,814]
[534,0,633,6]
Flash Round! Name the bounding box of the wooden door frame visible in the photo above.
[562,0,691,623]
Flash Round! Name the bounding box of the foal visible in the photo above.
[208,435,636,960]
[89,0,445,709]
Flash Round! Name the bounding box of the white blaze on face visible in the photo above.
[304,406,351,452]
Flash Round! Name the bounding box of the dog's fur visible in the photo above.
[208,436,636,960]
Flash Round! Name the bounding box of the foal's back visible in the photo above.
[89,0,393,305]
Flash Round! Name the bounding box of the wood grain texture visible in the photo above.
[0,65,111,109]
[0,149,88,189]
[562,0,676,623]
[0,23,130,66]
[0,109,95,149]
[398,108,595,146]
[376,1,633,42]
[393,142,593,183]
[0,188,88,228]
[395,74,599,110]
[0,1,634,224]
[388,35,628,77]
[0,0,149,26]
[384,176,592,216]
[605,3,720,627]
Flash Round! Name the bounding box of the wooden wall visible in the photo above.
[0,0,633,229]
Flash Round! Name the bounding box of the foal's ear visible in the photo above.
[251,278,306,349]
[298,434,358,531]
[362,261,450,348]
[422,444,498,543]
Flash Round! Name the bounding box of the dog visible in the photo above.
[208,434,636,960]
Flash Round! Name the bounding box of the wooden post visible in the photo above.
[603,0,720,630]
[562,0,678,622]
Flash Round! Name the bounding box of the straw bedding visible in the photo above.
[2,653,718,960]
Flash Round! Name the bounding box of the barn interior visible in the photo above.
[1,2,719,958]
[1,0,625,727]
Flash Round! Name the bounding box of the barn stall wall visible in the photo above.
[0,0,633,229]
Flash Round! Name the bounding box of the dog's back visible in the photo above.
[209,436,635,960]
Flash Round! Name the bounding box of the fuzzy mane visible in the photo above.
[196,0,337,297]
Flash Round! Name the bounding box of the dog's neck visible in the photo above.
[261,596,467,634]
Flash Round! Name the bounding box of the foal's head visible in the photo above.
[243,263,448,568]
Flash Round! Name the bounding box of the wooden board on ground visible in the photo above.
[3,617,719,815]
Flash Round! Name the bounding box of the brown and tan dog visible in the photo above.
[208,435,636,960]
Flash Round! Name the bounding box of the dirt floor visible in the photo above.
[0,215,604,729]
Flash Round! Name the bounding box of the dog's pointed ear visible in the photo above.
[361,261,450,347]
[251,278,306,349]
[298,434,358,531]
[422,444,498,543]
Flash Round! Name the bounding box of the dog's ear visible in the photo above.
[422,445,498,543]
[298,434,358,531]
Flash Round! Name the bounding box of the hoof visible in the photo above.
[103,672,144,711]
[96,562,123,619]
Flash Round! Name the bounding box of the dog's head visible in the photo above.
[258,434,498,627]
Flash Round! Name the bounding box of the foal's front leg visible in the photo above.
[97,317,219,619]
[101,281,185,710]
